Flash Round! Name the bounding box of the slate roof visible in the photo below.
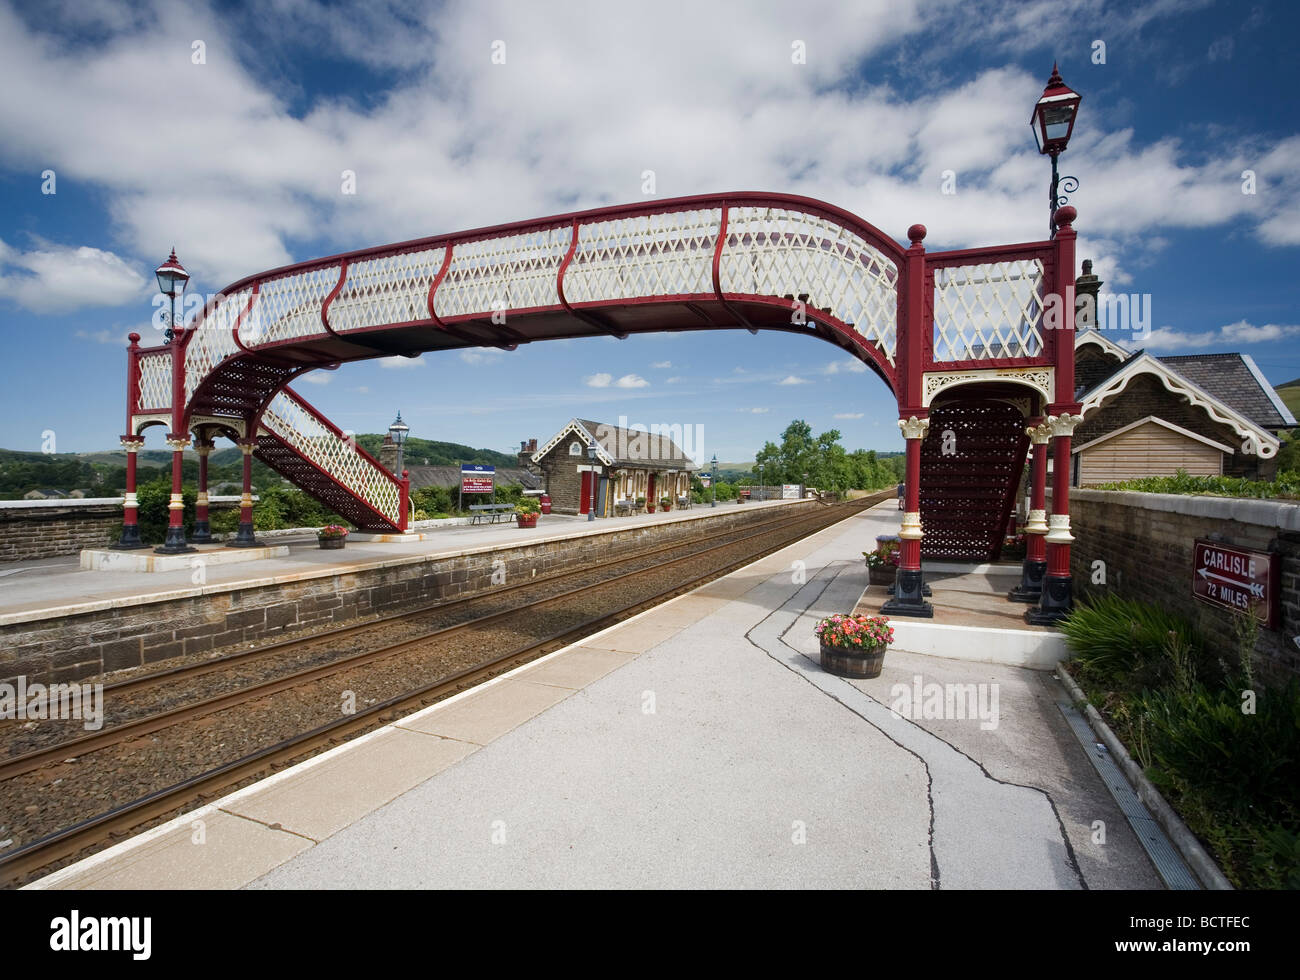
[1156,353,1297,431]
[575,418,697,469]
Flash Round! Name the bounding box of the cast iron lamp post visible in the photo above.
[388,411,409,476]
[1031,63,1082,238]
[587,444,598,521]
[710,454,717,507]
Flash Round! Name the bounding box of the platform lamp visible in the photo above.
[155,248,189,344]
[388,411,410,476]
[710,454,717,507]
[587,444,598,521]
[1030,63,1082,238]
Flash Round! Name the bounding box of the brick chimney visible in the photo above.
[517,437,539,473]
[379,433,398,473]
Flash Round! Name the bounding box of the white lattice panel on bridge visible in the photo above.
[331,248,447,331]
[931,259,1046,361]
[137,351,172,411]
[241,266,340,346]
[720,207,899,363]
[433,229,567,319]
[261,391,401,524]
[184,288,251,403]
[564,209,721,303]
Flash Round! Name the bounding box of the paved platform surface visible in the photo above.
[33,501,1162,890]
[0,498,779,625]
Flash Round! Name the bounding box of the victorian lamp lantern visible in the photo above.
[155,248,190,343]
[388,411,410,476]
[1030,64,1082,237]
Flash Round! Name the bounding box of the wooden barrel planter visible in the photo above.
[867,564,897,587]
[318,537,345,550]
[819,641,887,679]
[516,513,539,528]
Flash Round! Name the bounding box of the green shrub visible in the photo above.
[411,485,454,515]
[1060,594,1210,689]
[134,479,195,544]
[1092,468,1300,500]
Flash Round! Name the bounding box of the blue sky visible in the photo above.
[0,0,1296,461]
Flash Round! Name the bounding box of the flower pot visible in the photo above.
[820,641,886,679]
[661,504,672,512]
[868,564,897,586]
[516,513,539,528]
[318,537,345,550]
[646,504,656,513]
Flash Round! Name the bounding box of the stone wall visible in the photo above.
[0,500,123,562]
[1063,488,1300,677]
[0,496,866,687]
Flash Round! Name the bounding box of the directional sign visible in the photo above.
[1192,540,1279,629]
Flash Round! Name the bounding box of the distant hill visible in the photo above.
[353,434,516,468]
[1275,379,1300,419]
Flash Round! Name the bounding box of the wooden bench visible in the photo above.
[677,495,691,510]
[615,500,635,517]
[469,503,516,525]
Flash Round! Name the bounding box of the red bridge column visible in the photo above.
[112,436,147,550]
[230,439,262,548]
[1027,412,1082,624]
[191,439,214,543]
[881,415,934,618]
[155,434,195,554]
[1009,418,1050,602]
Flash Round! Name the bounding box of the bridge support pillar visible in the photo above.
[881,416,933,619]
[1027,413,1081,625]
[1010,419,1050,602]
[191,440,213,543]
[155,436,196,554]
[230,439,262,548]
[112,436,148,550]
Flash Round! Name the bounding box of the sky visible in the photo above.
[0,0,1296,462]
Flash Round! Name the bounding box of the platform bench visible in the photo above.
[469,503,516,525]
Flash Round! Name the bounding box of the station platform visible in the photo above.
[30,501,1162,890]
[0,498,792,627]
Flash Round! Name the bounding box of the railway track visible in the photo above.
[0,497,873,887]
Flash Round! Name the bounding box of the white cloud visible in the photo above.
[615,374,649,388]
[299,371,332,385]
[651,360,673,369]
[585,372,613,388]
[825,359,868,375]
[746,407,770,414]
[379,355,427,369]
[665,376,682,384]
[74,327,134,345]
[0,0,1289,306]
[0,238,146,313]
[833,412,864,419]
[460,350,501,365]
[352,386,370,394]
[777,375,809,385]
[1140,320,1300,352]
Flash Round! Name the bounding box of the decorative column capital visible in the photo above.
[195,443,213,457]
[1046,412,1083,438]
[898,416,930,441]
[1045,513,1074,544]
[1026,421,1053,445]
[237,439,257,456]
[1024,508,1049,534]
[164,436,190,452]
[120,436,145,453]
[899,510,924,540]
